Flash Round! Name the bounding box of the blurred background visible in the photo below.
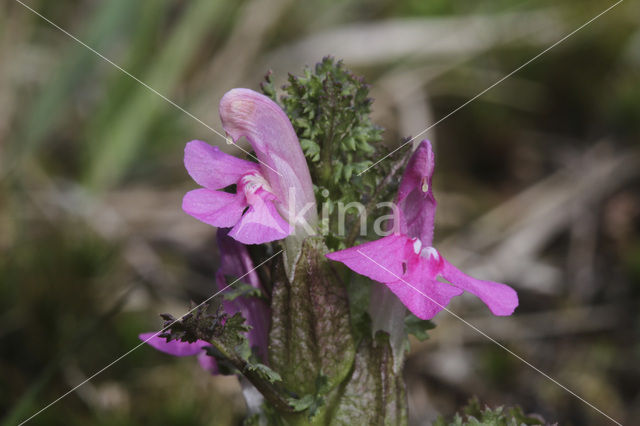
[1,0,639,424]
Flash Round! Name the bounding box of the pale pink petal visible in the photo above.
[216,228,262,288]
[215,277,269,361]
[228,195,291,244]
[397,140,436,245]
[216,229,270,361]
[244,297,270,362]
[139,332,208,357]
[197,351,219,374]
[182,189,246,228]
[440,257,518,316]
[184,140,260,190]
[219,89,316,227]
[326,234,413,284]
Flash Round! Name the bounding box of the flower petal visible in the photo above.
[182,189,246,228]
[397,140,437,245]
[219,89,317,227]
[385,278,462,320]
[216,228,262,287]
[326,234,412,284]
[381,254,461,319]
[139,332,208,357]
[216,229,270,362]
[228,195,291,244]
[184,140,260,190]
[440,257,518,316]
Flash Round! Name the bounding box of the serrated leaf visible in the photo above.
[288,394,315,412]
[246,363,282,384]
[436,397,548,425]
[345,136,356,151]
[343,164,353,181]
[404,314,436,341]
[222,279,264,301]
[219,312,251,351]
[333,162,343,184]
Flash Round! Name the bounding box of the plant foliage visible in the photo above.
[262,57,403,249]
[434,398,549,426]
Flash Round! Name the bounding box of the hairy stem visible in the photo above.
[209,337,296,413]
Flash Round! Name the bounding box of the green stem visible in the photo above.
[209,338,296,413]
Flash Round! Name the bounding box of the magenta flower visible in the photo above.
[140,229,270,372]
[215,228,270,362]
[138,332,218,374]
[326,140,518,320]
[182,89,316,245]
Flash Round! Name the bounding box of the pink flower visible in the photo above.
[215,228,270,362]
[140,229,270,373]
[326,141,518,320]
[138,332,218,374]
[182,89,316,245]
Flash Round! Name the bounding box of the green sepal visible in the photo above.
[268,237,356,396]
[331,331,408,425]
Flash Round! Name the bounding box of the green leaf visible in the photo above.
[222,279,264,301]
[300,138,321,162]
[343,164,354,181]
[435,397,547,425]
[260,70,277,101]
[404,314,436,341]
[288,394,315,412]
[246,363,282,384]
[220,312,251,347]
[284,377,330,421]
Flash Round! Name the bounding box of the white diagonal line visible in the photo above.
[356,250,622,425]
[17,249,283,425]
[359,0,623,176]
[13,0,282,178]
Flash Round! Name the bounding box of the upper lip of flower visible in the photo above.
[219,88,317,228]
